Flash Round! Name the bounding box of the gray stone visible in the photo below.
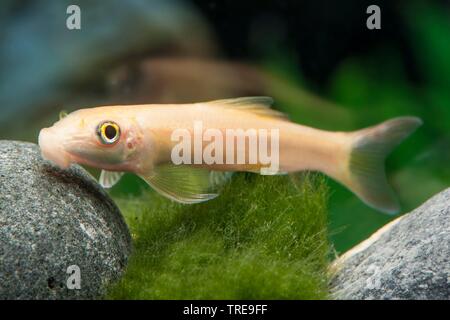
[0,140,132,299]
[330,188,450,300]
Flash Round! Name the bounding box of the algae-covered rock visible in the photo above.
[331,188,450,300]
[0,140,132,299]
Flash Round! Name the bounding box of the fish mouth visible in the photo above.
[38,128,73,169]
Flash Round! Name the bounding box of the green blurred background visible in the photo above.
[0,0,448,254]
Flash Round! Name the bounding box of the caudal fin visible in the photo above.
[345,117,422,214]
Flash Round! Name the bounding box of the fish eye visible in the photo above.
[97,121,120,145]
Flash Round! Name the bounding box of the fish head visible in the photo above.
[39,107,147,171]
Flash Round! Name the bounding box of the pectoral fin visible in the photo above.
[99,170,124,188]
[139,164,232,204]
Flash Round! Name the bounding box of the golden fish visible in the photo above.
[38,97,422,213]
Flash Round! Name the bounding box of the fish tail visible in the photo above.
[342,116,422,214]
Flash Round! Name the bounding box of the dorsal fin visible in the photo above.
[209,96,274,107]
[207,97,289,121]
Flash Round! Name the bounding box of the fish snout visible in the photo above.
[38,128,72,169]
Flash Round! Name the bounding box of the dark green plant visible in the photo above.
[107,173,330,299]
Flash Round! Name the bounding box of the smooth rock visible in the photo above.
[330,188,450,300]
[0,141,132,299]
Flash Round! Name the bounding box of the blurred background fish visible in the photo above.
[106,57,354,129]
[1,0,449,253]
[0,0,216,139]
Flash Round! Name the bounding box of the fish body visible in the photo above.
[39,97,422,213]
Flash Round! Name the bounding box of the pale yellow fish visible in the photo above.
[38,97,422,213]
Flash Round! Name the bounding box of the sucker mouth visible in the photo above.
[38,128,73,169]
